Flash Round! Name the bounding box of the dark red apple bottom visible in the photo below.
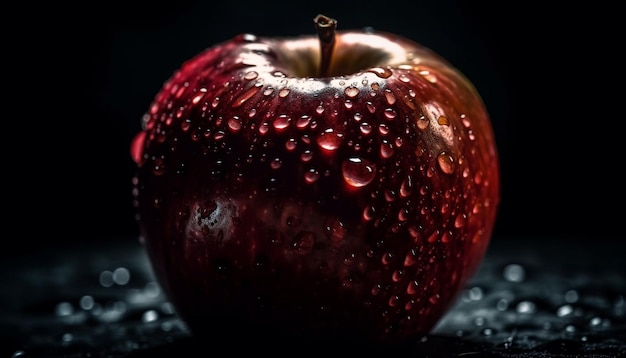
[132,32,499,351]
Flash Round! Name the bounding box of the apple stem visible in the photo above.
[313,14,337,78]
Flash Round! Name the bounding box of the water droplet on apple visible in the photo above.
[316,128,343,151]
[243,71,258,80]
[316,104,324,114]
[291,230,316,254]
[296,115,311,129]
[384,89,396,105]
[437,151,456,174]
[227,117,242,132]
[359,122,372,135]
[344,86,359,98]
[380,141,395,158]
[342,157,377,188]
[270,158,282,169]
[152,157,166,176]
[278,88,290,97]
[130,131,146,165]
[324,217,346,242]
[437,115,449,126]
[384,108,397,119]
[304,169,320,183]
[399,74,410,83]
[232,86,260,108]
[300,149,313,162]
[273,114,291,130]
[378,123,389,135]
[416,114,429,130]
[454,213,467,228]
[367,67,392,78]
[366,102,376,113]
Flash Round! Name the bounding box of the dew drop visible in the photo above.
[273,114,291,130]
[384,108,397,119]
[304,169,320,183]
[316,128,343,151]
[437,115,449,126]
[384,89,396,105]
[285,138,297,151]
[366,102,376,113]
[291,230,316,254]
[130,131,146,165]
[437,151,456,174]
[380,142,395,159]
[342,157,377,188]
[416,114,429,130]
[296,115,311,129]
[368,67,392,78]
[359,122,372,135]
[227,117,242,132]
[270,158,282,169]
[325,217,347,242]
[300,149,313,162]
[316,104,325,114]
[353,112,363,121]
[503,264,526,282]
[400,175,413,197]
[263,87,274,96]
[454,213,467,228]
[244,71,258,80]
[278,88,290,97]
[344,86,359,98]
[232,86,260,108]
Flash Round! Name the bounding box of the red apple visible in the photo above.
[131,14,499,352]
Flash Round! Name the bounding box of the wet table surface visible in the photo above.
[1,236,625,357]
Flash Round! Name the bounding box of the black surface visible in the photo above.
[2,236,624,357]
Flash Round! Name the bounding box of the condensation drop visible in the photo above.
[360,122,372,135]
[384,108,397,119]
[244,71,258,80]
[380,142,395,159]
[130,131,146,165]
[273,114,291,130]
[344,86,359,98]
[384,89,396,105]
[342,157,376,188]
[296,115,311,129]
[416,114,429,130]
[232,86,260,108]
[227,117,242,132]
[368,67,392,78]
[437,116,449,126]
[278,88,290,97]
[292,231,316,254]
[316,129,343,151]
[437,151,456,174]
[304,169,320,183]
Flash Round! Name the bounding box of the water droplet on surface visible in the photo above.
[296,115,311,129]
[244,71,258,80]
[130,131,146,165]
[292,231,316,254]
[304,169,320,183]
[273,114,291,130]
[344,86,359,98]
[368,67,392,78]
[437,151,456,174]
[227,117,242,132]
[342,157,376,188]
[384,108,397,119]
[316,129,343,151]
[278,88,290,97]
[503,263,526,282]
[232,86,260,108]
[325,217,347,242]
[516,300,537,314]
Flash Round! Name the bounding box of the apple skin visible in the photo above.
[131,22,499,350]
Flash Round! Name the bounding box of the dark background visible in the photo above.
[4,1,623,257]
